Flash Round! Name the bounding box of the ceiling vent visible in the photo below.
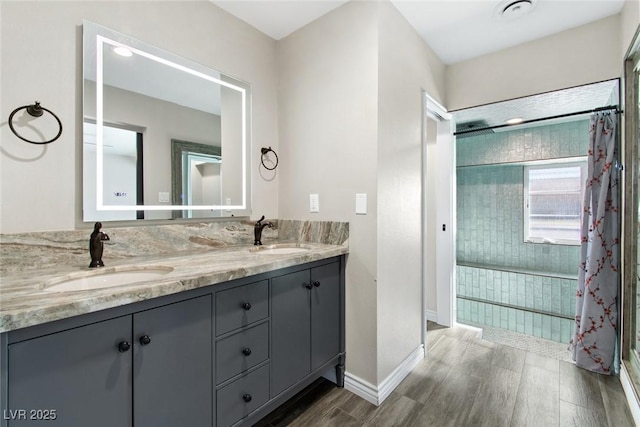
[455,120,495,138]
[495,0,536,20]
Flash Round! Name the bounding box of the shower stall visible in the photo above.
[451,79,620,356]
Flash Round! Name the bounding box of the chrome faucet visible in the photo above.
[254,216,273,245]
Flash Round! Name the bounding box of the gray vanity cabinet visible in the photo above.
[7,316,132,427]
[271,261,341,397]
[5,295,212,427]
[133,295,212,427]
[214,280,271,427]
[2,255,345,427]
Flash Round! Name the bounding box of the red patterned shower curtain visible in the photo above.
[570,112,620,374]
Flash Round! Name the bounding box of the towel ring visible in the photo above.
[8,101,63,145]
[260,147,279,171]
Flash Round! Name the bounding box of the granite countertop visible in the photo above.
[0,241,348,334]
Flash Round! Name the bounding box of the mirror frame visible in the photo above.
[82,20,251,219]
[171,139,222,219]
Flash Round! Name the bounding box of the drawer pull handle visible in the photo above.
[241,302,252,311]
[242,347,252,356]
[139,335,151,346]
[304,282,313,290]
[242,393,252,403]
[313,281,321,287]
[118,341,131,353]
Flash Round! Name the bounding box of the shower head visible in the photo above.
[455,119,495,137]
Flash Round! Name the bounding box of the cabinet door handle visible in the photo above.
[313,281,321,287]
[242,347,252,356]
[241,302,252,311]
[139,335,151,346]
[304,282,313,290]
[242,393,252,403]
[118,341,131,353]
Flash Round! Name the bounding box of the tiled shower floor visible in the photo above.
[458,321,573,362]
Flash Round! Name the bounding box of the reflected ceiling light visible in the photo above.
[506,117,524,125]
[113,46,133,57]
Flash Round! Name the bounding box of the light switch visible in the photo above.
[356,193,367,215]
[309,193,319,213]
[158,192,170,203]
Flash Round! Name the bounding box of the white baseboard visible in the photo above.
[620,364,640,426]
[426,310,437,322]
[343,372,379,405]
[344,344,425,406]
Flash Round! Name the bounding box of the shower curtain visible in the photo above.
[570,112,619,374]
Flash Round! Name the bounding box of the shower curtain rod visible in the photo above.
[454,105,623,136]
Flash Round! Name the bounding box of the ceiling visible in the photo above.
[210,0,625,130]
[211,0,626,65]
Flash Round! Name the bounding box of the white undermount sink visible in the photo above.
[249,244,312,255]
[43,266,174,292]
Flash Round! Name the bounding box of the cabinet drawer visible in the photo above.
[216,280,268,335]
[216,322,269,384]
[216,364,270,427]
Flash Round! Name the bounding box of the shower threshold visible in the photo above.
[459,321,572,362]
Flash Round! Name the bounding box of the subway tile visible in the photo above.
[524,311,533,336]
[542,315,552,340]
[533,313,543,338]
[455,120,586,344]
[500,307,509,329]
[551,317,561,342]
[508,308,517,332]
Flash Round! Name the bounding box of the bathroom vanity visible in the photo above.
[0,17,348,426]
[0,242,347,427]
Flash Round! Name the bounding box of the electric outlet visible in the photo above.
[158,192,170,203]
[309,193,319,213]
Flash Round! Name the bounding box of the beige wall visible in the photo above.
[446,14,622,111]
[277,0,380,384]
[277,0,445,385]
[622,0,640,59]
[376,0,444,381]
[0,1,278,233]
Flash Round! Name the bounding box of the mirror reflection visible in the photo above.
[82,21,251,222]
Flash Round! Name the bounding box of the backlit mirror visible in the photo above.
[83,21,251,221]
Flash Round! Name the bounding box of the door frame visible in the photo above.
[621,25,640,424]
[422,92,455,346]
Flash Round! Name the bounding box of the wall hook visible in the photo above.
[8,101,63,145]
[260,146,279,170]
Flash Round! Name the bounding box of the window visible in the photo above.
[524,161,587,245]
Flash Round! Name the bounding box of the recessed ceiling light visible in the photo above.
[494,0,536,20]
[113,46,133,57]
[506,117,524,125]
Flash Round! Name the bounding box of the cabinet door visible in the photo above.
[270,270,311,397]
[7,316,132,427]
[133,295,212,427]
[310,262,341,371]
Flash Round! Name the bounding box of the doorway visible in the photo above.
[83,121,144,221]
[183,152,222,218]
[423,92,455,348]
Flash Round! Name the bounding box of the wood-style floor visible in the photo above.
[256,323,636,426]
